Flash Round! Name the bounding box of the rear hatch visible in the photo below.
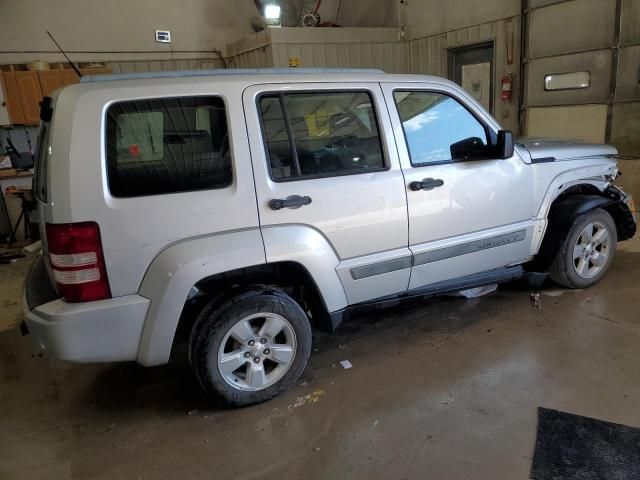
[32,95,112,304]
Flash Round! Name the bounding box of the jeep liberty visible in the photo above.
[23,69,637,406]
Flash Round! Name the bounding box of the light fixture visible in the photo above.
[264,4,281,26]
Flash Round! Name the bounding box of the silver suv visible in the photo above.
[23,69,637,406]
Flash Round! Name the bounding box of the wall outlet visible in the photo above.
[155,30,171,43]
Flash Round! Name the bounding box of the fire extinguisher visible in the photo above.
[501,74,513,101]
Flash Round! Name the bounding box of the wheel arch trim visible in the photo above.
[531,193,614,271]
[136,229,267,366]
[136,225,347,366]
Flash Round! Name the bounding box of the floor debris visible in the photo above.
[289,389,326,409]
[339,360,353,369]
[530,292,542,310]
[543,288,587,297]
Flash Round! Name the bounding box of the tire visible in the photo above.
[549,208,617,289]
[190,289,312,407]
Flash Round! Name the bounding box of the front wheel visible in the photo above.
[549,208,617,289]
[190,290,312,407]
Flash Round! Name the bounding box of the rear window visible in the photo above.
[105,96,232,197]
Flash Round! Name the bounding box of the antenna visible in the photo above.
[46,31,82,78]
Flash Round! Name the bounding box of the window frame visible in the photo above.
[392,88,498,168]
[104,94,233,199]
[256,89,390,183]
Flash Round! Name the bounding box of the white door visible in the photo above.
[382,82,537,289]
[461,62,491,112]
[243,83,410,304]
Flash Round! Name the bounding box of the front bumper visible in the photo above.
[23,256,150,362]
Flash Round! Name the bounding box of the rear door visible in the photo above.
[382,81,537,289]
[243,82,410,304]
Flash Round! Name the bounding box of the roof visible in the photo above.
[80,68,386,83]
[74,68,455,89]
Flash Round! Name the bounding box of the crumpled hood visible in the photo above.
[516,138,617,162]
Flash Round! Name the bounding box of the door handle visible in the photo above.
[270,195,312,210]
[409,178,444,191]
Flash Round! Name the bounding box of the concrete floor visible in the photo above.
[1,237,640,480]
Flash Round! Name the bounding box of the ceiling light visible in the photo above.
[264,4,281,20]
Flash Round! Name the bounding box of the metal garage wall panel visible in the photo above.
[408,19,505,76]
[409,35,448,76]
[106,58,224,74]
[226,28,407,73]
[270,42,407,73]
[228,46,273,68]
[526,50,612,106]
[528,0,616,58]
[621,0,640,45]
[611,102,640,155]
[617,46,640,101]
[527,105,608,143]
[529,0,570,8]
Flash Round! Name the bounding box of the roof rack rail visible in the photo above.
[80,67,385,83]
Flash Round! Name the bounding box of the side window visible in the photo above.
[259,91,386,180]
[393,91,490,166]
[106,96,232,197]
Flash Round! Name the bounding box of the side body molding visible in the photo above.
[261,225,349,314]
[136,229,266,366]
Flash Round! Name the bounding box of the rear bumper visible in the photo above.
[23,256,150,362]
[23,293,150,362]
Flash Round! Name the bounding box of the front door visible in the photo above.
[382,82,536,290]
[244,83,410,304]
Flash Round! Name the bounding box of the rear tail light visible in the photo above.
[45,222,112,302]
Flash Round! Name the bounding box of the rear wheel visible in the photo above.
[549,208,617,289]
[190,290,312,407]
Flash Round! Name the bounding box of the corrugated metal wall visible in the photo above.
[227,46,274,68]
[224,28,408,73]
[270,42,407,72]
[407,16,521,132]
[106,57,224,74]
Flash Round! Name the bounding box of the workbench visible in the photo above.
[0,169,34,242]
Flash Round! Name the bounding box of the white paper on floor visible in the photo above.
[449,284,498,299]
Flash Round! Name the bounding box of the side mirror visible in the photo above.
[497,130,514,159]
[450,137,487,160]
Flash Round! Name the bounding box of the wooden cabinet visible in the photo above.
[61,69,80,86]
[0,66,111,125]
[38,70,64,97]
[15,71,43,124]
[1,72,26,125]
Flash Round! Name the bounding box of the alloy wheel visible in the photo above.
[217,313,297,391]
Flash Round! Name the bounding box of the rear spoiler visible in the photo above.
[40,96,53,122]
